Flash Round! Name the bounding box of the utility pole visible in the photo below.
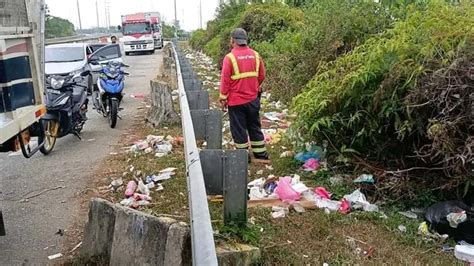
[103,0,110,30]
[76,0,82,30]
[174,0,178,27]
[199,0,202,29]
[96,0,100,29]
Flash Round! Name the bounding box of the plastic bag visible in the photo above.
[343,189,379,212]
[315,198,341,212]
[295,151,320,162]
[271,206,289,218]
[303,158,320,171]
[274,176,300,201]
[425,201,474,243]
[339,199,351,214]
[314,187,331,200]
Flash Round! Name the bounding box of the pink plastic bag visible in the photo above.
[275,177,300,201]
[303,158,320,171]
[314,187,331,199]
[264,134,272,143]
[339,199,351,214]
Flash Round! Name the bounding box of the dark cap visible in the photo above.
[231,28,248,46]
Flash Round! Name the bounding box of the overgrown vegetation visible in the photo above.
[293,2,474,200]
[191,0,474,203]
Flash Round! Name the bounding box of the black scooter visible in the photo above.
[39,70,90,154]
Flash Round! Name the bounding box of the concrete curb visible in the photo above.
[81,198,192,265]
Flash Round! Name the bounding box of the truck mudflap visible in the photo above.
[0,210,5,236]
[18,126,45,158]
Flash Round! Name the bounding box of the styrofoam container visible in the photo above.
[455,244,474,262]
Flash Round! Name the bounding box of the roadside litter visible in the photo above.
[424,200,474,244]
[455,243,474,263]
[119,167,176,209]
[130,93,145,99]
[110,177,124,192]
[343,189,379,212]
[303,158,319,171]
[274,176,301,201]
[353,174,375,184]
[271,206,289,218]
[248,175,379,217]
[129,134,174,157]
[398,210,418,219]
[47,253,63,260]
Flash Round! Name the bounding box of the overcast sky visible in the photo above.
[46,0,220,31]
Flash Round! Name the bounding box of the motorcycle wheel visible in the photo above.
[91,87,100,112]
[39,120,59,155]
[109,99,118,128]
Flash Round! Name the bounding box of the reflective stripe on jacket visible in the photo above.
[226,51,260,80]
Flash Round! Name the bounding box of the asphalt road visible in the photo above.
[0,50,163,264]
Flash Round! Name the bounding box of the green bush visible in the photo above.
[189,29,207,51]
[191,3,302,68]
[204,36,223,61]
[239,4,303,44]
[256,0,393,103]
[292,2,473,191]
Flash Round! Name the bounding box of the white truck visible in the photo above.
[148,11,164,49]
[120,13,156,55]
[0,0,49,235]
[0,0,49,158]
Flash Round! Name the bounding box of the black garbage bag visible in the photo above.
[425,200,474,244]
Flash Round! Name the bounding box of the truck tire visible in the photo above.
[150,49,155,54]
[125,52,130,56]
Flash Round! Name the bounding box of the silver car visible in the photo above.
[45,43,122,92]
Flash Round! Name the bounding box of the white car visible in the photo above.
[45,43,123,92]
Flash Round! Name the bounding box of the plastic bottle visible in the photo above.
[125,180,137,197]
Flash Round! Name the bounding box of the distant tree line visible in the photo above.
[45,15,75,38]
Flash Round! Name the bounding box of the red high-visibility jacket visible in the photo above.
[219,46,266,106]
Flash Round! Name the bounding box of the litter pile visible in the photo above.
[129,134,174,158]
[248,174,379,218]
[119,167,177,209]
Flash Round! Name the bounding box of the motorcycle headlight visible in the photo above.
[106,73,119,79]
[50,76,65,90]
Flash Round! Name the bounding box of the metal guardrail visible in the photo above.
[172,43,218,265]
[45,33,111,45]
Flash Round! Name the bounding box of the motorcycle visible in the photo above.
[39,70,91,154]
[91,61,129,128]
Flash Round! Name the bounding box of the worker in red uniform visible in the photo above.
[220,28,269,163]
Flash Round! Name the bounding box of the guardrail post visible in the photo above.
[186,90,209,110]
[191,109,222,149]
[183,78,203,91]
[200,150,248,226]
